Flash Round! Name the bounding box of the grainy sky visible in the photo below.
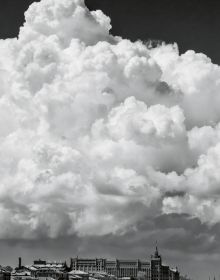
[0,1,220,280]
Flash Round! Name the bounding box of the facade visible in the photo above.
[106,259,150,279]
[70,247,179,280]
[70,258,150,279]
[71,259,105,273]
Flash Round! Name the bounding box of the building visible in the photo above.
[71,259,105,273]
[70,258,150,279]
[150,247,179,280]
[89,271,115,280]
[69,270,89,280]
[11,270,36,280]
[151,247,168,280]
[108,260,150,279]
[14,246,180,280]
[15,258,68,280]
[70,247,179,280]
[31,260,68,280]
[0,268,11,280]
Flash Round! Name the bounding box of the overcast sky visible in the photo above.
[0,1,220,280]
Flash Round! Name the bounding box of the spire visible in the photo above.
[155,241,159,258]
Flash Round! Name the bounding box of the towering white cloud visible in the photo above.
[0,0,220,239]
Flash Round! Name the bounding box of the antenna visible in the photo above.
[156,240,159,252]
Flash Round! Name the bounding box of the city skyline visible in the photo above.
[9,246,183,280]
[12,245,180,270]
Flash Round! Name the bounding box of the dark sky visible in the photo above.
[85,0,220,63]
[1,0,220,64]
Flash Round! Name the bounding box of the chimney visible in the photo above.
[19,257,22,269]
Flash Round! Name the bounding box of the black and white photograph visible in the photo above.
[0,1,219,280]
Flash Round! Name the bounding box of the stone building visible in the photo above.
[70,257,151,279]
[150,247,179,280]
[70,247,179,280]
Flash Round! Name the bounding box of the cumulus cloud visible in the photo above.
[0,0,220,239]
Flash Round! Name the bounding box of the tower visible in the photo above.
[151,244,162,280]
[154,245,160,259]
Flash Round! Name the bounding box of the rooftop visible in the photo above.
[69,270,89,275]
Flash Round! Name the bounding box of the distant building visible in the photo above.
[150,247,179,280]
[71,259,106,273]
[15,247,180,280]
[11,270,36,280]
[0,267,11,280]
[69,270,89,280]
[70,247,179,280]
[89,271,114,280]
[70,258,150,279]
[151,246,169,280]
[14,258,68,280]
[31,260,68,280]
